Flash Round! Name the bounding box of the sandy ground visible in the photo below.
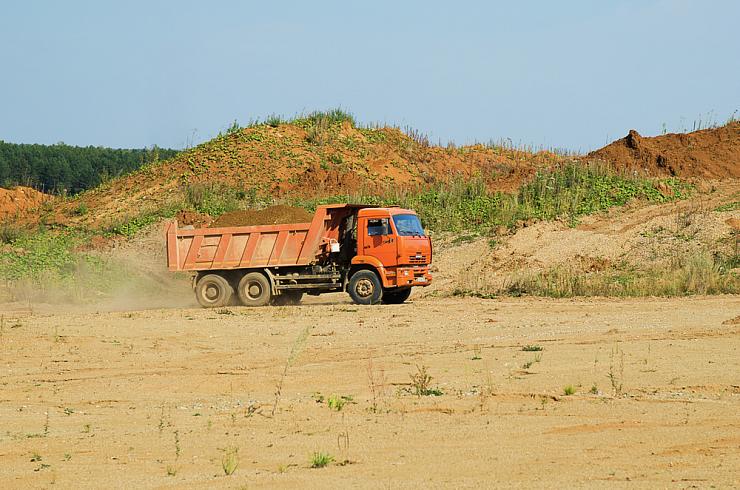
[1,294,738,488]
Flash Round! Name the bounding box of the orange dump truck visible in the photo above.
[166,204,432,307]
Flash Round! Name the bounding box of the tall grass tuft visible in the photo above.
[0,222,25,244]
[300,109,356,127]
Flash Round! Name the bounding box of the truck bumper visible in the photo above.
[390,266,433,287]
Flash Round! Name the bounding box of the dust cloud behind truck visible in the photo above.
[166,204,433,307]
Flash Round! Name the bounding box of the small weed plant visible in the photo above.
[327,394,347,411]
[272,325,311,416]
[310,451,334,468]
[522,345,543,352]
[410,365,443,396]
[221,447,239,476]
[608,344,625,396]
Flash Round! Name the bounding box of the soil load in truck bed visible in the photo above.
[210,205,313,228]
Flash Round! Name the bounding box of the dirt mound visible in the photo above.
[211,205,313,227]
[588,122,740,179]
[0,186,49,221]
[47,119,565,228]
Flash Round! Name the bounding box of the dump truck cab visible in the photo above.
[352,207,432,288]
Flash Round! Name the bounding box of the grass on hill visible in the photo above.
[289,161,691,232]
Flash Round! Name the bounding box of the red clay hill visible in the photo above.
[44,116,564,228]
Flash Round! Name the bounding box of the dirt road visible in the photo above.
[1,295,738,488]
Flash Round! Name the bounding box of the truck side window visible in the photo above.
[367,218,390,236]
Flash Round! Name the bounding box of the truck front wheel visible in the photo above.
[348,270,383,305]
[237,272,272,307]
[195,273,233,308]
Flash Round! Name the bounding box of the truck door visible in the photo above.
[361,217,398,267]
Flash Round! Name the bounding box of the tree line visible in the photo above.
[0,141,178,194]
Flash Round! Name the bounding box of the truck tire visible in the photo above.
[383,287,412,304]
[272,291,303,306]
[348,270,383,305]
[237,272,271,307]
[195,273,233,308]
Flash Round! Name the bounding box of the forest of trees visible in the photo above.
[0,141,179,194]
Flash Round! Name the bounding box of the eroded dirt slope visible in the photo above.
[0,186,49,220]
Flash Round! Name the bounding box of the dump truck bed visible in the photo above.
[165,204,368,272]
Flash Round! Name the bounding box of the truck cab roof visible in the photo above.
[316,203,416,217]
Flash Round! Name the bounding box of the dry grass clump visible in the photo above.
[496,252,737,298]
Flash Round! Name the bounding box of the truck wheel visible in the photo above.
[383,287,412,304]
[237,272,271,307]
[272,291,303,306]
[348,270,382,305]
[195,274,233,308]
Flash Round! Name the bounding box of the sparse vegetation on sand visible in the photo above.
[499,253,738,297]
[310,451,334,468]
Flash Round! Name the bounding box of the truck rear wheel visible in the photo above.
[383,287,412,304]
[237,272,271,307]
[348,270,383,305]
[195,273,233,308]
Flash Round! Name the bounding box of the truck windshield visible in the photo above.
[392,214,425,236]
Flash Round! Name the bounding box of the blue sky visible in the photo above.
[1,0,738,151]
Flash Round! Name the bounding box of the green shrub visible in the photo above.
[74,202,88,216]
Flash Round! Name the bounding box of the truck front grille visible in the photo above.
[408,254,427,264]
